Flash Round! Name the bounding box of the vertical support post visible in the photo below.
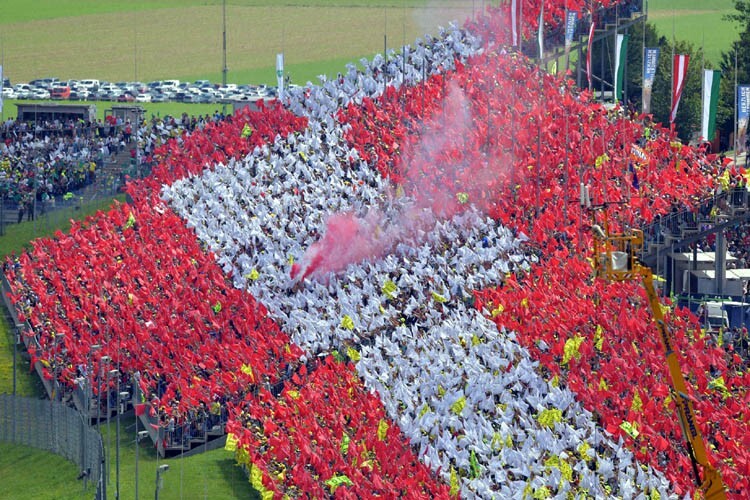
[716,230,726,296]
[12,326,17,395]
[599,30,614,102]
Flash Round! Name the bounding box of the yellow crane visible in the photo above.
[589,208,727,499]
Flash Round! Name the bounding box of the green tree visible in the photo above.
[717,1,750,150]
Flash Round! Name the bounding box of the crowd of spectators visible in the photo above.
[0,111,235,224]
[3,0,749,498]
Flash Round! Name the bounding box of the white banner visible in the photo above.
[0,65,3,115]
[276,53,284,99]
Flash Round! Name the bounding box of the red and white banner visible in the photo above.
[586,22,595,90]
[671,54,690,124]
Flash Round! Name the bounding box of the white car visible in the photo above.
[135,93,152,103]
[2,87,17,99]
[31,89,50,99]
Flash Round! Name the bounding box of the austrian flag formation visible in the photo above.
[6,1,749,498]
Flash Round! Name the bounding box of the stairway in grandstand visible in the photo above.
[0,149,133,232]
[638,186,750,276]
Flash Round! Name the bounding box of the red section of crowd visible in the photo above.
[337,44,748,496]
[339,52,712,237]
[7,199,301,415]
[226,356,451,499]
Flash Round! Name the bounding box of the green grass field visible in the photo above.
[0,442,89,500]
[648,0,739,66]
[0,1,474,87]
[99,417,258,500]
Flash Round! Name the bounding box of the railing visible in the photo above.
[640,187,750,251]
[0,394,105,499]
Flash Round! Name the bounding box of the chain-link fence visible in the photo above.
[0,394,105,499]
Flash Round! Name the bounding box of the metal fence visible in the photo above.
[0,394,105,499]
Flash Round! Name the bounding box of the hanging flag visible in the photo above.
[642,47,660,114]
[0,65,3,115]
[614,34,629,102]
[670,54,690,124]
[701,70,721,141]
[629,163,640,190]
[564,11,578,54]
[586,22,596,90]
[276,53,285,99]
[511,0,521,47]
[538,3,544,60]
[738,85,750,153]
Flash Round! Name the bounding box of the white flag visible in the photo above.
[276,53,284,99]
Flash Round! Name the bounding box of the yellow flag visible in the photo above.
[341,315,354,330]
[377,419,389,441]
[537,408,563,428]
[631,390,643,413]
[249,464,274,500]
[224,432,238,451]
[491,303,504,317]
[240,363,254,379]
[449,467,460,497]
[620,421,640,439]
[594,324,604,350]
[451,396,466,415]
[562,334,584,364]
[381,280,398,299]
[346,347,360,362]
[241,123,253,138]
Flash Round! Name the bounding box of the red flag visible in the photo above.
[135,403,147,416]
[671,54,690,123]
[586,21,596,90]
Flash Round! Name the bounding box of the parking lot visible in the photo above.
[2,77,280,105]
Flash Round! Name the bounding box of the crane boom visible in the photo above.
[591,214,727,499]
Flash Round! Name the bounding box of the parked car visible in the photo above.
[50,86,71,99]
[29,77,59,89]
[117,92,135,102]
[135,93,152,103]
[30,88,51,99]
[79,79,100,91]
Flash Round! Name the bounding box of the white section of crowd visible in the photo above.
[162,21,677,499]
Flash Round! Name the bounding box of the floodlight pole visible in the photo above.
[222,0,228,115]
[116,378,121,499]
[134,372,142,500]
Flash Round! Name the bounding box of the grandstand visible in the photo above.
[2,0,748,498]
